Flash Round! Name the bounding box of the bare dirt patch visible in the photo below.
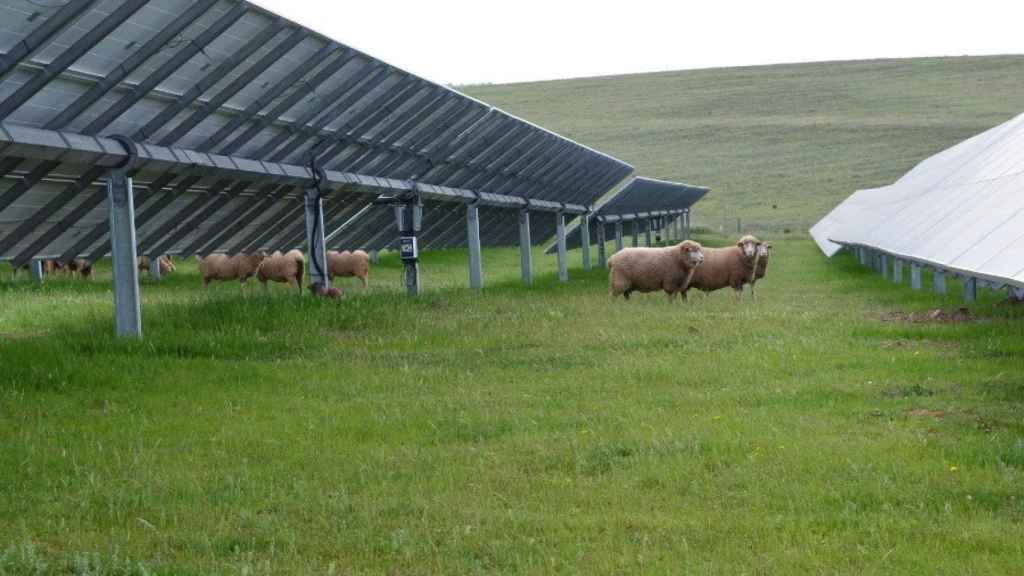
[881,307,974,324]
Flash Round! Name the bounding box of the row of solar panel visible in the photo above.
[0,0,640,266]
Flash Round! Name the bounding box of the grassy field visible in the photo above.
[2,236,1023,574]
[463,56,1024,233]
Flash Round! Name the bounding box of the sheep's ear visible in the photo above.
[736,240,744,247]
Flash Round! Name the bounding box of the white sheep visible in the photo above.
[607,240,705,302]
[327,249,370,289]
[197,252,265,290]
[683,235,761,302]
[256,249,305,294]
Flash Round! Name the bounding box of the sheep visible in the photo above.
[326,249,370,288]
[746,242,772,300]
[682,235,762,302]
[137,255,175,275]
[308,282,343,299]
[256,249,305,294]
[197,252,265,290]
[607,240,706,302]
[64,259,93,280]
[11,260,58,280]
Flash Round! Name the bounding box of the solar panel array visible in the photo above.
[0,0,633,268]
[811,112,1024,290]
[548,177,709,253]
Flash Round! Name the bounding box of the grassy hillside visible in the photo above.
[463,56,1024,233]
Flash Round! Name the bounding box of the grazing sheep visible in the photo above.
[607,240,706,301]
[137,255,175,275]
[683,235,762,302]
[11,260,58,279]
[747,242,772,299]
[308,282,343,299]
[327,249,370,288]
[256,249,305,294]
[65,259,93,280]
[197,252,265,290]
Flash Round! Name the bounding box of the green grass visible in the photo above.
[2,237,1024,574]
[462,56,1024,233]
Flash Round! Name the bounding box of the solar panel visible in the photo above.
[0,0,634,267]
[810,112,1024,290]
[546,177,709,253]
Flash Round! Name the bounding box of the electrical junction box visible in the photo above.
[400,236,418,261]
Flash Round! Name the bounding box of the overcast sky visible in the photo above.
[251,0,1022,86]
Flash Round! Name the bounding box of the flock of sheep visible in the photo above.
[196,249,370,296]
[10,236,773,303]
[608,235,772,302]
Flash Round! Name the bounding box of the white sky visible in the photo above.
[251,0,1023,86]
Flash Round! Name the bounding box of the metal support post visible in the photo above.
[149,256,162,281]
[466,203,482,292]
[632,220,639,247]
[518,209,532,286]
[683,210,691,240]
[614,221,624,252]
[893,258,903,284]
[644,219,653,246]
[396,198,422,296]
[933,269,946,295]
[910,263,922,290]
[963,277,977,303]
[880,254,889,280]
[581,214,591,272]
[304,187,329,289]
[370,250,380,264]
[107,168,142,338]
[30,259,43,283]
[556,212,568,283]
[596,221,607,268]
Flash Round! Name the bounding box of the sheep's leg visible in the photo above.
[733,287,743,303]
[360,275,368,289]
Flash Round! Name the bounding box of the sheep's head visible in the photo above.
[678,240,705,268]
[737,235,761,260]
[242,252,267,274]
[757,242,772,259]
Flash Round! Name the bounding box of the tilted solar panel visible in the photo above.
[0,0,633,266]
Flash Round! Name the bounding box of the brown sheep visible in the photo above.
[197,252,265,290]
[327,249,370,288]
[683,235,761,302]
[137,255,175,275]
[607,240,705,302]
[64,259,93,280]
[256,249,305,294]
[308,282,343,299]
